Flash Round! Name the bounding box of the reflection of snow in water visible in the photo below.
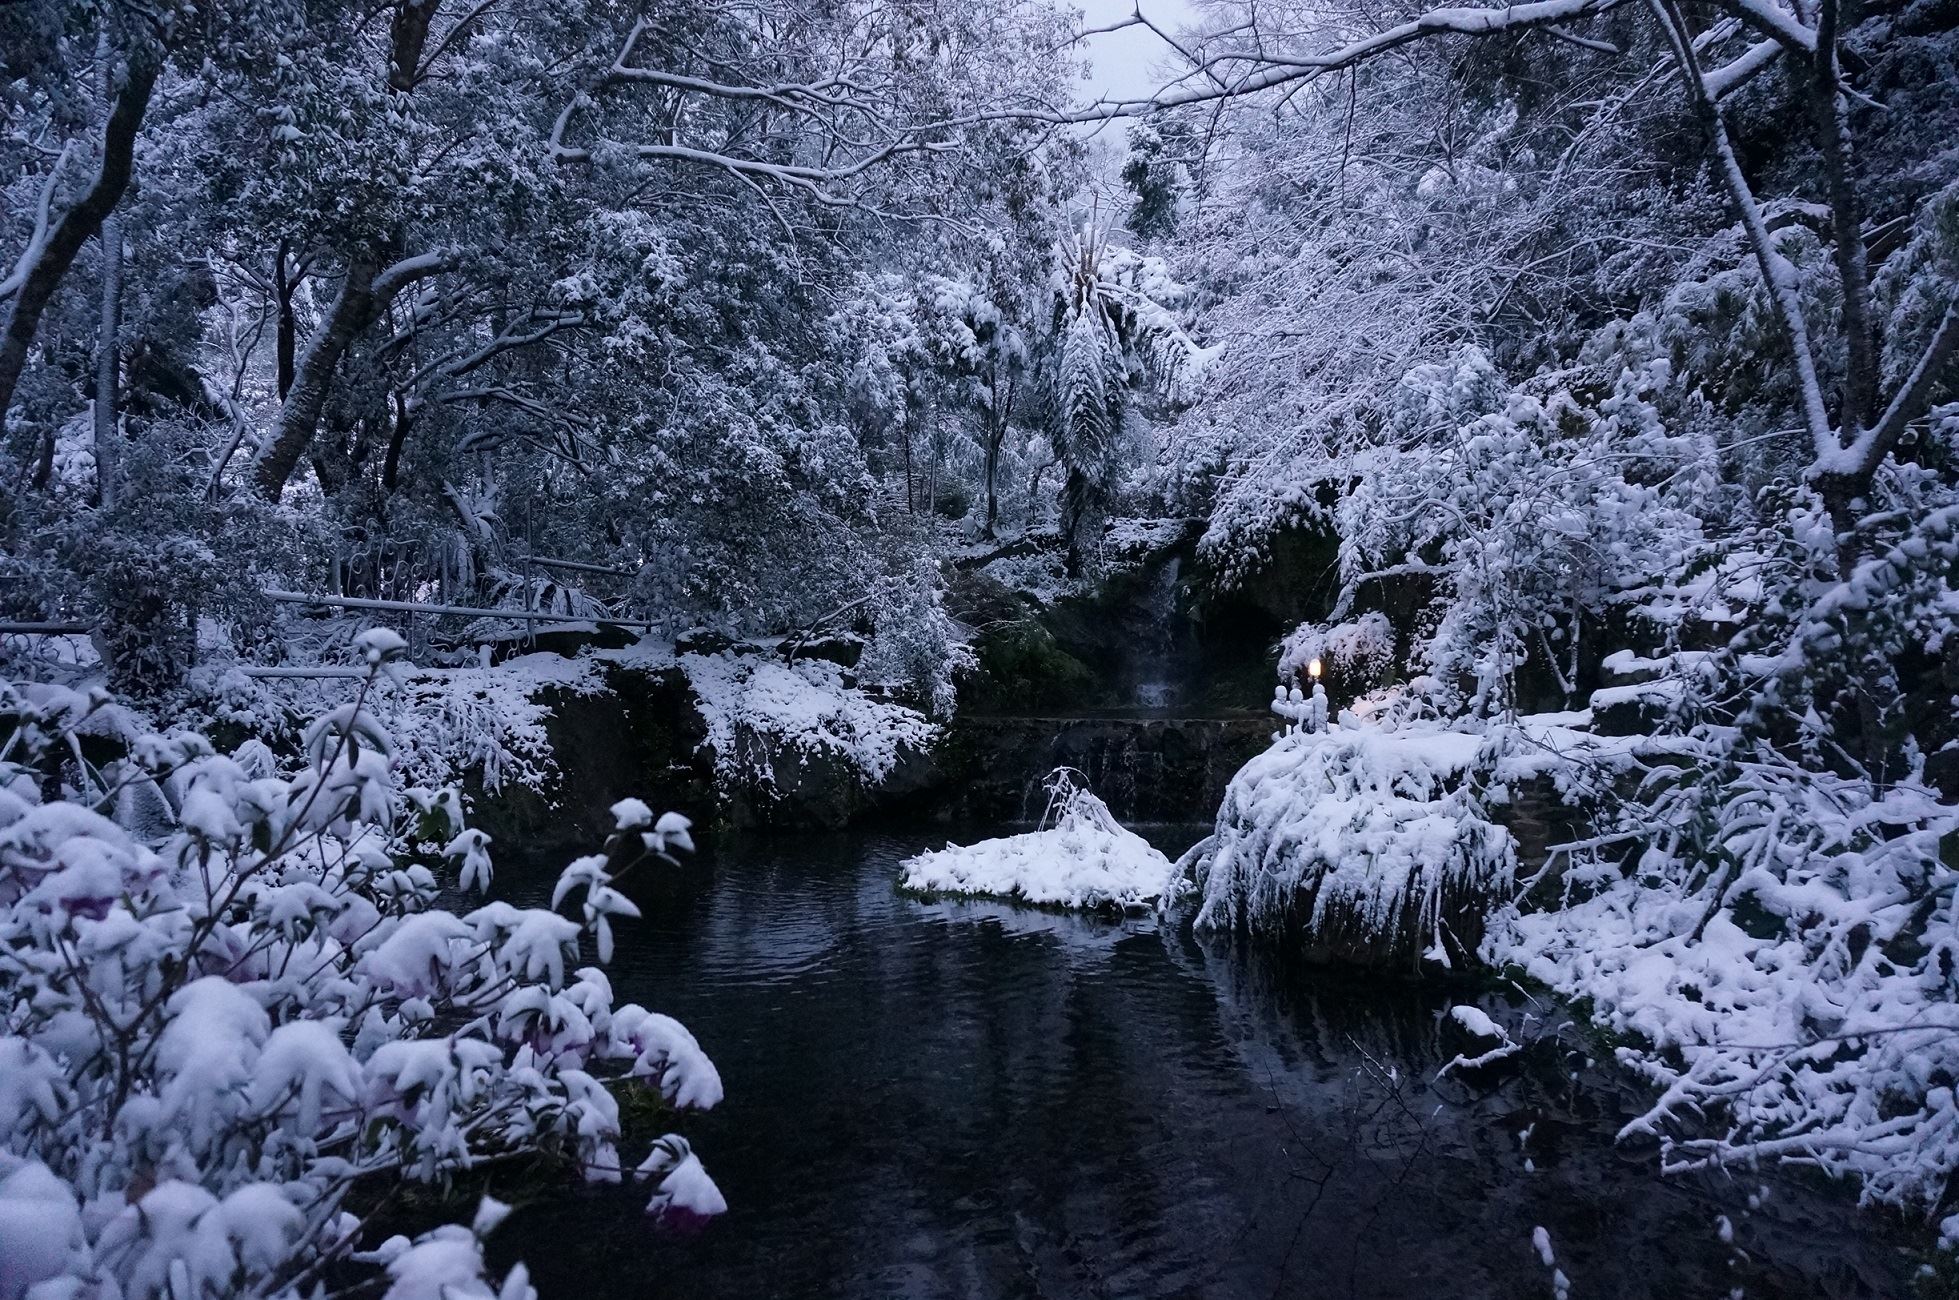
[903,894,1157,958]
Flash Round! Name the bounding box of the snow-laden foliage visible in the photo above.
[681,651,937,790]
[1495,764,1959,1208]
[0,0,1088,705]
[1186,720,1519,966]
[1277,612,1395,687]
[900,769,1173,912]
[856,554,976,718]
[184,650,610,797]
[1487,501,1959,1210]
[0,636,719,1299]
[1042,227,1215,571]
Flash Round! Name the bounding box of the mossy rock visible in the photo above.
[962,620,1099,714]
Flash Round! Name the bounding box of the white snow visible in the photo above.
[1188,719,1516,947]
[1450,1005,1501,1039]
[682,650,936,785]
[900,777,1172,912]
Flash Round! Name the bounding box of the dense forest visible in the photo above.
[3,0,1959,1294]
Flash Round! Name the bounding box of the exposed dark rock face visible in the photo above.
[465,663,716,851]
[465,661,942,847]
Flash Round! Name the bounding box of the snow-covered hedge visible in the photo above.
[0,633,722,1300]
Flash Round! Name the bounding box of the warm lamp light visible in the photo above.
[1307,657,1323,681]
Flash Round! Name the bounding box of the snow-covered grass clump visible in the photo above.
[900,772,1173,912]
[683,650,936,785]
[0,637,720,1300]
[1188,720,1518,966]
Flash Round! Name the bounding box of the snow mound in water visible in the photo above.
[900,773,1172,912]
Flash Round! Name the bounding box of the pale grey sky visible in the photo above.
[1071,0,1203,106]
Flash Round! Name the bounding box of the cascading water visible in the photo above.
[1129,553,1184,711]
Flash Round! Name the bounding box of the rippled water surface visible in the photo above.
[493,828,1908,1299]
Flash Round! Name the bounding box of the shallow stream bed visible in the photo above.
[492,826,1909,1299]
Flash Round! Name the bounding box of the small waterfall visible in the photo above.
[1128,555,1184,712]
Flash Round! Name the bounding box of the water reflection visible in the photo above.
[491,828,1906,1299]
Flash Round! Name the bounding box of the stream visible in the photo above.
[492,825,1909,1299]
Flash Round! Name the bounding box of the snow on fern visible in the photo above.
[0,647,719,1299]
[900,769,1173,912]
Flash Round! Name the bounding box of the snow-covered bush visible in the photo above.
[1187,720,1518,967]
[857,555,975,717]
[0,632,721,1299]
[1333,347,1711,714]
[1491,500,1959,1211]
[1276,612,1396,689]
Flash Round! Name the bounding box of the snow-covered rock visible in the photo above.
[899,776,1172,912]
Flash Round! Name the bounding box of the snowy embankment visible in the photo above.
[188,639,669,793]
[901,774,1172,912]
[681,651,935,787]
[175,636,936,827]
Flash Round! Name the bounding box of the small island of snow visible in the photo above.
[899,773,1173,912]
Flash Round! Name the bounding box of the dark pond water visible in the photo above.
[491,826,1910,1300]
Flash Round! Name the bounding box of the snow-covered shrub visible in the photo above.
[0,632,720,1299]
[858,555,975,717]
[1334,347,1710,714]
[1188,721,1518,967]
[177,650,605,800]
[1276,612,1396,689]
[1491,499,1959,1211]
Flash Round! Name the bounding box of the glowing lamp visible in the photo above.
[1307,657,1323,681]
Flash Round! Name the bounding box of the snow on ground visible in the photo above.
[681,650,935,784]
[900,779,1172,912]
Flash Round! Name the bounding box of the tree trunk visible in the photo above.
[275,242,296,401]
[93,33,123,513]
[982,429,1000,539]
[253,259,378,499]
[0,48,157,438]
[388,0,442,92]
[382,389,412,492]
[253,250,452,499]
[94,210,122,512]
[1805,0,1878,436]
